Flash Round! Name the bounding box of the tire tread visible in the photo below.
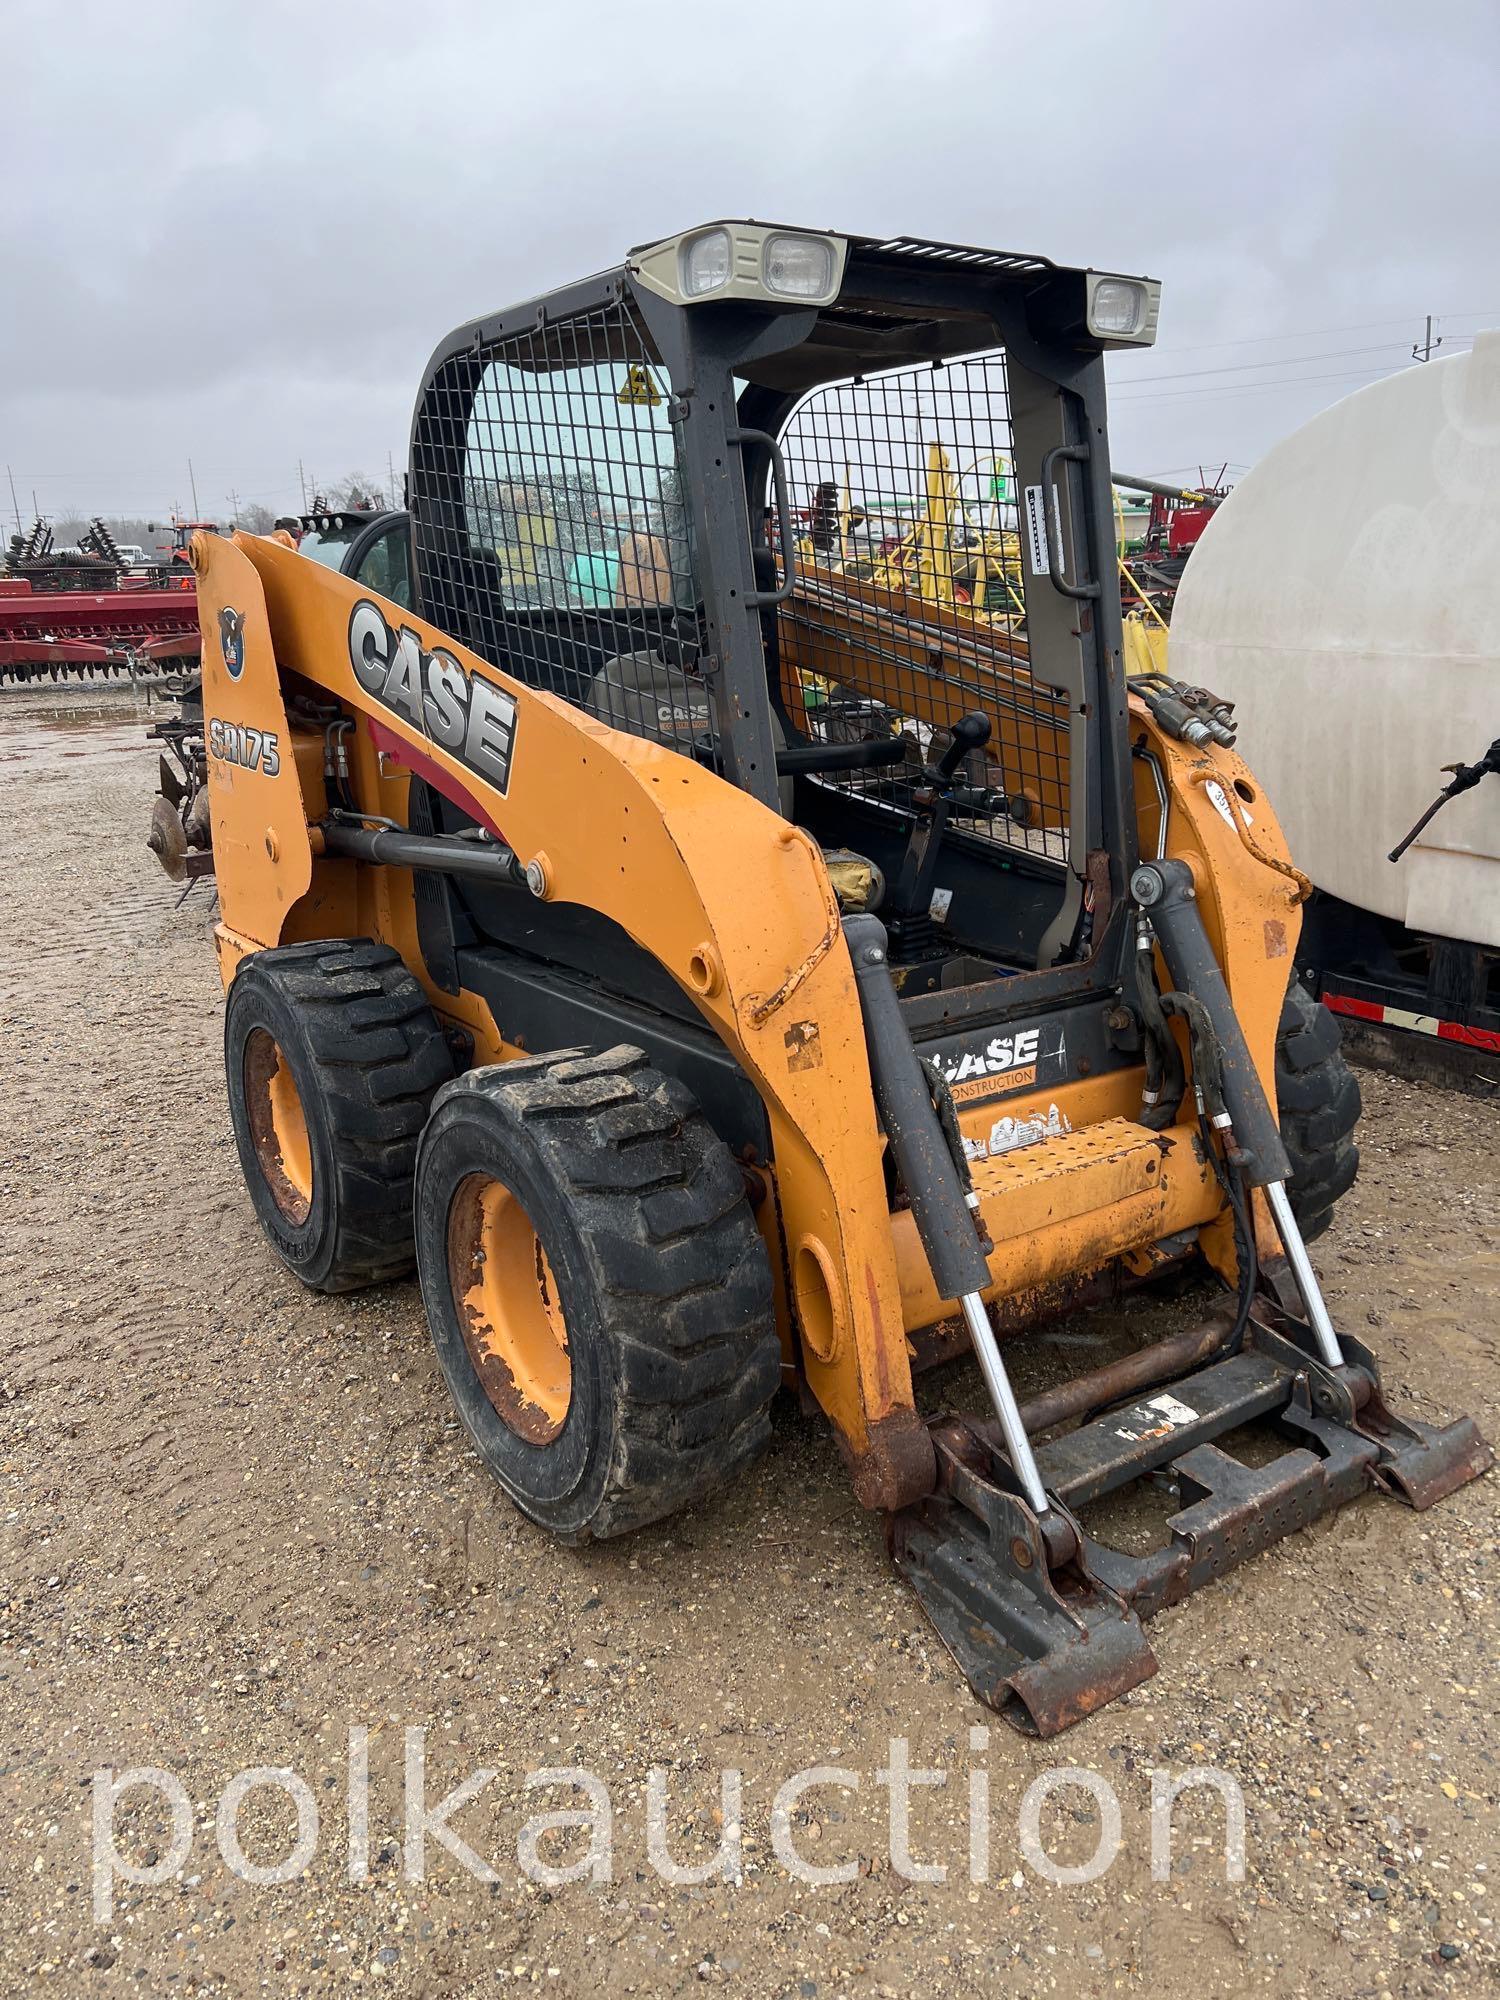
[433,1045,779,1538]
[228,939,453,1290]
[1276,983,1361,1242]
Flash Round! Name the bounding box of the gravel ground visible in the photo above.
[0,684,1495,1997]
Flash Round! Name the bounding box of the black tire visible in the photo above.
[1276,980,1361,1241]
[415,1045,781,1542]
[224,938,454,1292]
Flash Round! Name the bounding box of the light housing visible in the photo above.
[631,222,847,309]
[762,231,837,300]
[679,227,734,298]
[1085,271,1161,347]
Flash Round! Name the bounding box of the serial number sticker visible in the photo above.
[1204,779,1252,832]
[1114,1391,1199,1444]
[1147,1392,1199,1426]
[1023,484,1051,577]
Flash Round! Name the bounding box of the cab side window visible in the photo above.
[354,523,413,610]
[464,351,694,616]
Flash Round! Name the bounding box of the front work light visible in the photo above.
[632,222,847,309]
[680,228,734,298]
[1085,272,1161,346]
[762,232,837,299]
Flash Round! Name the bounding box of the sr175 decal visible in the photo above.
[208,718,280,774]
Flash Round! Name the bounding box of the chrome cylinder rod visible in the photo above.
[960,1292,1052,1515]
[1264,1179,1344,1369]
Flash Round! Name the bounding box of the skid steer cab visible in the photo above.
[180,223,1488,1734]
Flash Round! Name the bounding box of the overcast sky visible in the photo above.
[4,0,1497,525]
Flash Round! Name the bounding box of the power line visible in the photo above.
[1112,363,1407,405]
[1145,309,1500,359]
[1113,341,1406,387]
[13,466,307,485]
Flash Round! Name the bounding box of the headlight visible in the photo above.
[1085,272,1160,346]
[1090,279,1146,336]
[679,228,734,298]
[633,222,847,308]
[762,232,836,299]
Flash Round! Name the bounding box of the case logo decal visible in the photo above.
[348,599,516,796]
[218,606,246,680]
[935,1021,1070,1104]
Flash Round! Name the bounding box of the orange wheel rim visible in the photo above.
[447,1175,571,1443]
[244,1029,313,1223]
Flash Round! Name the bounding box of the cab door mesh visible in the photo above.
[770,354,1072,866]
[410,300,713,755]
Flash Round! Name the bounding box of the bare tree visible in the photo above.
[325,472,386,512]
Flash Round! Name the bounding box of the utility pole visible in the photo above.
[1412,315,1443,364]
[298,459,308,509]
[229,486,240,525]
[188,458,201,515]
[5,464,20,533]
[387,450,398,510]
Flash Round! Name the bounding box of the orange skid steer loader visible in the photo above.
[168,224,1489,1733]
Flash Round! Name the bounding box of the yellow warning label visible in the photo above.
[618,365,662,408]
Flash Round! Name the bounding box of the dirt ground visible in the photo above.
[1,682,1495,1998]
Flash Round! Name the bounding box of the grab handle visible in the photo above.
[730,427,797,608]
[1039,441,1101,601]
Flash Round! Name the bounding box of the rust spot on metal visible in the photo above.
[864,1260,896,1409]
[1084,848,1113,935]
[1007,1312,1235,1439]
[446,1175,572,1446]
[783,1019,823,1072]
[747,838,842,1027]
[849,1405,937,1511]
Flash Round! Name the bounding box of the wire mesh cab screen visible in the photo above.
[417,299,714,751]
[412,295,1074,883]
[770,354,1070,868]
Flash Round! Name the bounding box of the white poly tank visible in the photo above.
[1169,333,1500,948]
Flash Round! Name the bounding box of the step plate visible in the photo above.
[965,1117,1167,1244]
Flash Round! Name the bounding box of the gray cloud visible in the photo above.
[3,0,1497,519]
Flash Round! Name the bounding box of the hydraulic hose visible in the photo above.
[1388,735,1500,863]
[1132,861,1291,1187]
[1133,859,1340,1368]
[1161,989,1226,1124]
[1134,917,1186,1130]
[1171,985,1259,1353]
[923,1058,994,1255]
[1198,1109,1259,1355]
[1157,972,1259,1353]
